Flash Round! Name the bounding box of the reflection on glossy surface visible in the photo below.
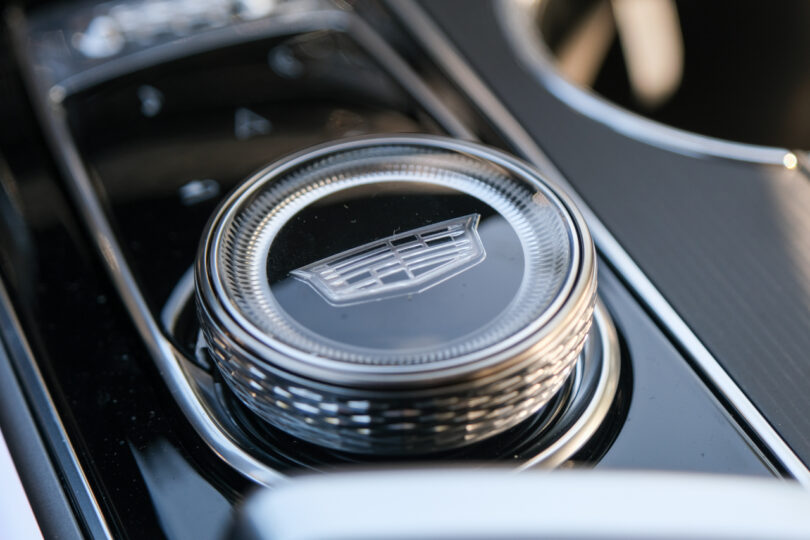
[131,439,232,540]
[26,0,297,85]
[0,117,205,537]
[65,30,437,310]
[610,0,682,108]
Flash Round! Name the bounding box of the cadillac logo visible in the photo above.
[291,214,486,305]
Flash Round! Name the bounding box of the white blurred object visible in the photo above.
[232,469,810,539]
[74,14,125,58]
[0,428,42,540]
[74,0,279,59]
[612,0,684,108]
[555,0,616,87]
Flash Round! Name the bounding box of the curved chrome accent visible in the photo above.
[385,0,810,485]
[494,0,791,165]
[163,268,287,487]
[520,299,619,470]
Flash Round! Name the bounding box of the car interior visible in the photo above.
[2,1,810,539]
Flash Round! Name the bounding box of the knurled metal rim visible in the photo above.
[214,147,576,368]
[195,135,597,453]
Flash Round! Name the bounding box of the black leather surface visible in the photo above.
[421,0,810,468]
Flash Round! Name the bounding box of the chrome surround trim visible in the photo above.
[494,0,790,165]
[166,269,619,469]
[31,0,333,94]
[386,0,810,484]
[10,2,616,483]
[0,277,114,539]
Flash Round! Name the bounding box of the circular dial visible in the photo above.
[196,135,596,454]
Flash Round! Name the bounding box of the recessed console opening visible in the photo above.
[509,0,810,151]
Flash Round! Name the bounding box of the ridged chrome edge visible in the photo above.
[168,267,620,464]
[495,0,791,165]
[197,135,593,386]
[520,299,619,469]
[196,135,598,453]
[384,0,810,484]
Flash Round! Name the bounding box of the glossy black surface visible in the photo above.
[0,1,789,538]
[593,265,771,474]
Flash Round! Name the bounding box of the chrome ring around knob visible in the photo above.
[195,135,597,454]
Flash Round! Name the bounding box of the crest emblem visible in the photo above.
[291,214,486,305]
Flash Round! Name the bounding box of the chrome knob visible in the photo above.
[195,135,596,454]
